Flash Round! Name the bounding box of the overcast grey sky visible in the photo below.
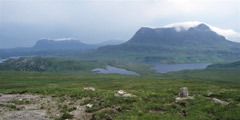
[0,0,239,48]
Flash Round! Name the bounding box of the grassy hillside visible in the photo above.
[207,60,240,69]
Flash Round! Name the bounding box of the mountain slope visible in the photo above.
[96,40,125,46]
[85,23,240,63]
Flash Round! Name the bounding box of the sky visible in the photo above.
[0,0,239,48]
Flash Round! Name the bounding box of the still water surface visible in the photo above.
[151,63,211,73]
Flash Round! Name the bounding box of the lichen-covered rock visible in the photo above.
[212,98,229,105]
[179,87,188,97]
[83,87,95,91]
[114,90,136,98]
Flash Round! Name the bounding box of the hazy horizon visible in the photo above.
[0,0,239,48]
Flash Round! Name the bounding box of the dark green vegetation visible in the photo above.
[0,57,106,72]
[0,62,240,119]
[82,24,240,63]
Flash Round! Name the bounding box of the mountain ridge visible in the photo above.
[86,23,240,63]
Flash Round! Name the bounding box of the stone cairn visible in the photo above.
[176,87,193,102]
[179,87,189,97]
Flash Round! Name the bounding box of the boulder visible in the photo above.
[114,90,136,98]
[83,87,95,91]
[212,98,229,106]
[179,87,188,97]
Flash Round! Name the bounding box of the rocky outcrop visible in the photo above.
[0,94,92,120]
[114,90,136,98]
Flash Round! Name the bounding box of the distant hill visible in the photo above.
[85,23,240,63]
[0,57,105,72]
[0,39,124,58]
[33,39,97,50]
[0,39,128,58]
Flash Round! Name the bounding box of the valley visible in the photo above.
[0,21,240,120]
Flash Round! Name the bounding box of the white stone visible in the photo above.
[86,104,93,108]
[83,87,95,91]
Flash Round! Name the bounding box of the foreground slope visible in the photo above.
[0,69,239,119]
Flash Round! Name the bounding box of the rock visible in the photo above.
[83,87,95,91]
[212,98,229,106]
[175,96,194,102]
[86,104,93,108]
[179,87,188,97]
[114,90,136,98]
[206,92,212,97]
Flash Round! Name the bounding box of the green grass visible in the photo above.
[0,70,240,120]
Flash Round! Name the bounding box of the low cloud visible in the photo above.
[160,21,240,42]
[41,38,76,41]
